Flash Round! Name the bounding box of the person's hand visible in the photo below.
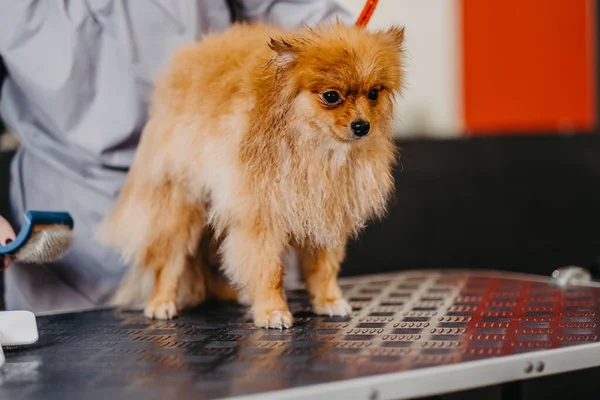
[0,215,16,270]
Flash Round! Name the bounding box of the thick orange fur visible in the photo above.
[98,21,405,328]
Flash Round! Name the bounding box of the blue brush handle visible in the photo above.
[0,211,74,255]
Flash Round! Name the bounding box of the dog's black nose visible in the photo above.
[351,120,370,137]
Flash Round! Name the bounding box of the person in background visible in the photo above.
[0,0,354,313]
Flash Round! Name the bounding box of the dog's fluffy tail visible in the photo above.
[111,264,153,309]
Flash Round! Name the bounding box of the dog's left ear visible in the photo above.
[268,36,301,69]
[378,26,405,52]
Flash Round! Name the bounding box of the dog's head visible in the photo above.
[268,22,405,143]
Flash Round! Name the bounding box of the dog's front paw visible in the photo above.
[253,308,293,329]
[144,299,178,320]
[312,298,352,317]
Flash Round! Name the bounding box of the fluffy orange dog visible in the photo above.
[98,21,405,329]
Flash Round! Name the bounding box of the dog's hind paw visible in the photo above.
[144,299,178,320]
[312,298,352,317]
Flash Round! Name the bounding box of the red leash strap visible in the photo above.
[355,0,380,27]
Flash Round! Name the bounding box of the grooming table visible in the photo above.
[2,270,600,400]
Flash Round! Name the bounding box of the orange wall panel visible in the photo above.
[461,0,597,134]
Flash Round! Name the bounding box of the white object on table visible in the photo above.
[0,311,39,368]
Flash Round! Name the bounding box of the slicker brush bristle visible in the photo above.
[14,228,74,264]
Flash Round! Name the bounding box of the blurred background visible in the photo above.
[1,0,599,281]
[337,0,600,278]
[340,0,597,138]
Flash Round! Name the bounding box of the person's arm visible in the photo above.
[0,2,50,268]
[238,0,355,29]
[0,1,53,53]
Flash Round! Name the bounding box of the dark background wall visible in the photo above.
[342,134,600,279]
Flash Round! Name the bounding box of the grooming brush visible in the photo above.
[0,211,74,264]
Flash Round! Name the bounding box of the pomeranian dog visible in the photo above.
[98,21,405,329]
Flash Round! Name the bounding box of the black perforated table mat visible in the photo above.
[2,271,600,400]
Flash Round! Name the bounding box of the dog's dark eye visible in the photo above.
[368,88,379,101]
[322,91,341,104]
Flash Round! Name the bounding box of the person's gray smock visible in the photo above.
[0,0,354,313]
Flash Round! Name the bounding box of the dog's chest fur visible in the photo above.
[252,137,394,248]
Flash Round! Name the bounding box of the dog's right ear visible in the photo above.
[268,37,299,69]
[378,25,406,53]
